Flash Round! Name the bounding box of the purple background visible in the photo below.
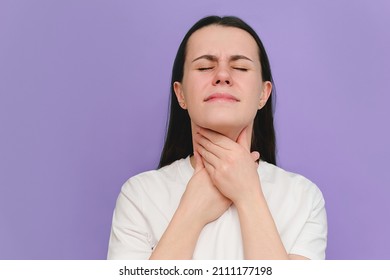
[1,0,389,260]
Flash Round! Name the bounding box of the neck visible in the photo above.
[190,122,253,168]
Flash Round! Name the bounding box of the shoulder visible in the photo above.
[259,161,324,205]
[119,157,190,204]
[260,162,327,259]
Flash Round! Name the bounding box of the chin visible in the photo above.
[190,110,253,134]
[199,119,245,134]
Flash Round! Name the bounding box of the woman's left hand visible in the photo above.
[195,127,262,206]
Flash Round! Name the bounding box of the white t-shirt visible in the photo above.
[107,156,327,260]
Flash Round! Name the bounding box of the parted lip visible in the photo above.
[204,93,240,102]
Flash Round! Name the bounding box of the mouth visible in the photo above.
[204,93,240,102]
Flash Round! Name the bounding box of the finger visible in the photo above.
[193,151,204,174]
[196,133,225,160]
[202,155,215,179]
[198,143,219,169]
[197,127,235,150]
[236,126,251,152]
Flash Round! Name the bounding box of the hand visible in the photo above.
[178,151,231,226]
[195,127,262,205]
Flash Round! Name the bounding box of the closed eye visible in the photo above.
[233,67,248,72]
[198,67,214,71]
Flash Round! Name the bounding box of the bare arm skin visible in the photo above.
[149,152,231,259]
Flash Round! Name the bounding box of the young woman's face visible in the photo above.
[174,25,271,132]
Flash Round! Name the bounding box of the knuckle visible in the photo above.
[226,154,235,165]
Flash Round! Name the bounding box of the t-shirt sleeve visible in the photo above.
[289,184,328,260]
[107,179,156,260]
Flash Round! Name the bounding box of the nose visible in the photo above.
[212,66,232,86]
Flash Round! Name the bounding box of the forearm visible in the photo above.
[149,205,203,260]
[235,190,289,260]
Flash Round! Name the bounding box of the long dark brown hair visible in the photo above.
[159,16,276,168]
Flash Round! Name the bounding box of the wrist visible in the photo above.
[234,187,265,213]
[232,179,264,205]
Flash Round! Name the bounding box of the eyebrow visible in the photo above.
[191,54,254,63]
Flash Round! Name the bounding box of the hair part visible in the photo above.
[158,16,276,168]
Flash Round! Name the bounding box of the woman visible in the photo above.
[107,16,327,260]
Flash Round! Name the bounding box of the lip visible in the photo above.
[204,93,239,102]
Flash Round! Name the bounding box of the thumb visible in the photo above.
[237,127,251,152]
[193,151,204,174]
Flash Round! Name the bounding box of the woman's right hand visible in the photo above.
[178,151,231,227]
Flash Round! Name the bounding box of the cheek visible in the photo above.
[181,76,206,103]
[244,83,262,103]
[181,80,204,120]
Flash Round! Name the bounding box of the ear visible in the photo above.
[258,81,272,109]
[173,81,187,109]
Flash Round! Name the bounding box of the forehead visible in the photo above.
[186,25,259,61]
